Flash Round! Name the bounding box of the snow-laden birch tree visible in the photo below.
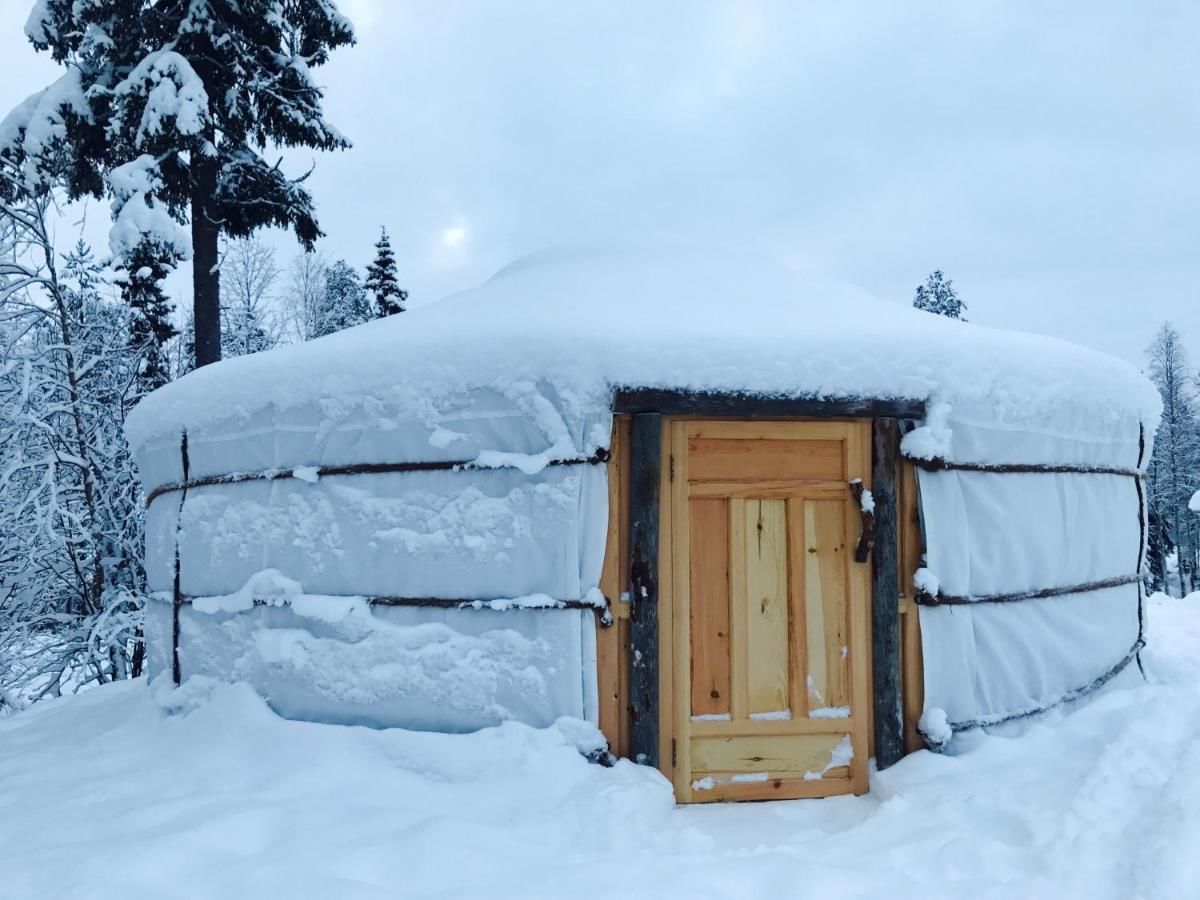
[220,236,280,357]
[282,249,329,342]
[0,165,148,709]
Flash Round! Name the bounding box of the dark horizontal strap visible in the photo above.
[916,572,1143,607]
[173,592,612,623]
[145,448,611,507]
[613,387,926,419]
[934,637,1144,738]
[366,595,608,614]
[907,456,1142,478]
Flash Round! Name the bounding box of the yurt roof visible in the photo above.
[126,239,1161,481]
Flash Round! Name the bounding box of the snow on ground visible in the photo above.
[3,593,1200,900]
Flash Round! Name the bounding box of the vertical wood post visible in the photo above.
[628,413,662,766]
[872,417,904,769]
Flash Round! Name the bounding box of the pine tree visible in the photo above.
[59,241,96,319]
[913,270,967,320]
[120,239,177,395]
[312,259,371,338]
[4,1,355,369]
[364,227,406,317]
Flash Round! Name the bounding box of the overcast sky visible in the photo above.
[2,1,1197,368]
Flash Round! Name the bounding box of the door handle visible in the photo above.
[848,479,874,563]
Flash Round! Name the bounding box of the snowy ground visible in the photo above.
[3,594,1200,899]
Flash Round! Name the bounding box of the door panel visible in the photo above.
[670,419,872,803]
[688,498,731,719]
[802,498,850,714]
[733,498,790,717]
[687,438,845,483]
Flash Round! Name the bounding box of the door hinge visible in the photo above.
[671,737,677,767]
[669,454,675,482]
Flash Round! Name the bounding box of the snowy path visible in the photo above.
[2,593,1200,900]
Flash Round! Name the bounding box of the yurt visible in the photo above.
[126,241,1161,803]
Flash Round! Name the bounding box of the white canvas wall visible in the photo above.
[144,599,598,730]
[144,466,607,602]
[138,385,612,733]
[914,405,1146,736]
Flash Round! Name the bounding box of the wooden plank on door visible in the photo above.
[728,499,748,721]
[804,499,850,713]
[687,438,845,483]
[741,499,790,717]
[689,498,731,718]
[786,498,809,717]
[691,733,846,775]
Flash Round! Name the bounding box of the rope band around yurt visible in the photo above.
[144,447,612,508]
[169,592,613,622]
[907,457,1142,478]
[914,572,1144,607]
[927,635,1145,739]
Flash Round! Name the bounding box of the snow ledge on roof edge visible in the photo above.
[125,239,1161,466]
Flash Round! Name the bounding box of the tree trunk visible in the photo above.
[130,626,145,678]
[192,154,221,368]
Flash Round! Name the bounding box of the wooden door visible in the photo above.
[667,420,873,802]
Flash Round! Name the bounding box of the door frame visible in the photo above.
[616,390,924,790]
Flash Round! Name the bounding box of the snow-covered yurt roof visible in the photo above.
[126,239,1160,484]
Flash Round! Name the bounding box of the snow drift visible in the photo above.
[3,594,1200,899]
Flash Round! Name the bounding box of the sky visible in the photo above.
[1,0,1198,368]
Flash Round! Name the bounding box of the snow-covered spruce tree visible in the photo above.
[120,239,177,395]
[365,227,406,317]
[220,236,280,357]
[1146,322,1200,596]
[0,168,147,707]
[311,258,370,338]
[913,270,967,320]
[7,0,354,369]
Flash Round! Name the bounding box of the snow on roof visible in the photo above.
[126,239,1160,466]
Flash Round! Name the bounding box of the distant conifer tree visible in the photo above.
[120,240,177,393]
[313,259,372,337]
[913,270,967,320]
[364,227,406,317]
